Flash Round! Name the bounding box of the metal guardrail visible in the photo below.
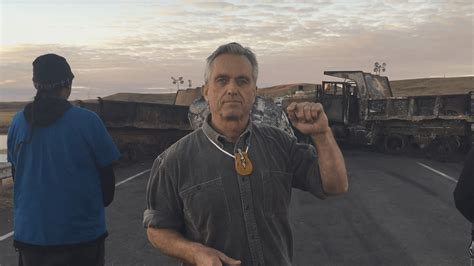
[0,162,12,180]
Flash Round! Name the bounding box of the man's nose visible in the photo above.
[226,80,238,95]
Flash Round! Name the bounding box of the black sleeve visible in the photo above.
[11,166,15,181]
[99,164,116,207]
[453,149,474,222]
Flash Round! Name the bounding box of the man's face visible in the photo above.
[203,54,257,124]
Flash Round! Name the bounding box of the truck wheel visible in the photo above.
[383,134,408,155]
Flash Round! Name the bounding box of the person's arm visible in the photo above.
[7,117,17,182]
[98,164,115,207]
[147,227,241,266]
[287,102,348,195]
[144,155,240,266]
[311,129,348,195]
[454,149,474,222]
[85,112,121,206]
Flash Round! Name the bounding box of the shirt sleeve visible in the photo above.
[453,148,474,222]
[287,135,327,199]
[87,112,121,167]
[7,113,18,167]
[143,153,184,232]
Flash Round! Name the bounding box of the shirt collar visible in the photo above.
[202,114,252,148]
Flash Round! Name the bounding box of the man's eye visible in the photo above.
[217,78,227,84]
[237,79,249,86]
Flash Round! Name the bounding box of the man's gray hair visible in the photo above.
[204,42,258,83]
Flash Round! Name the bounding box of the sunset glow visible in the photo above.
[1,0,472,101]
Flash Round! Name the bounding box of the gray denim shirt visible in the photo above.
[144,118,326,266]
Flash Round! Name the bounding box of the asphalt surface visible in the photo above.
[0,147,469,266]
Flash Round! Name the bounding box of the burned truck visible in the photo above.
[315,71,473,161]
[78,98,193,161]
[78,71,472,162]
[77,89,293,161]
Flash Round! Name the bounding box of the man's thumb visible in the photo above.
[218,252,241,265]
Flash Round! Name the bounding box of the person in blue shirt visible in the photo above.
[7,54,121,266]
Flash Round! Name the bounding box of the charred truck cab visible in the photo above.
[318,71,473,161]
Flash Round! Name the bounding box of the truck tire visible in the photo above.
[383,134,408,155]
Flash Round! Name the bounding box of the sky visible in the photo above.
[0,0,472,101]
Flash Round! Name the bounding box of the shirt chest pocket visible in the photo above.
[261,170,293,215]
[179,177,231,229]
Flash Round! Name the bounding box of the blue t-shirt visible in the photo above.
[7,106,121,246]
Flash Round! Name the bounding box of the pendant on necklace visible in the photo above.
[235,148,253,176]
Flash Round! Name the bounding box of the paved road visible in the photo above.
[0,148,469,265]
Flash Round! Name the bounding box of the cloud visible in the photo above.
[71,86,93,90]
[193,2,240,11]
[0,80,16,85]
[1,0,472,101]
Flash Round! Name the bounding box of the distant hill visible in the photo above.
[101,92,176,104]
[258,83,317,98]
[0,102,28,111]
[257,77,474,98]
[390,76,474,96]
[1,76,472,110]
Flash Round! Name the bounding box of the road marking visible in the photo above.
[115,169,151,187]
[0,231,13,241]
[0,168,152,242]
[416,162,458,183]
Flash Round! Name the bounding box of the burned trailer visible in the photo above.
[78,98,193,161]
[318,71,473,161]
[77,88,295,162]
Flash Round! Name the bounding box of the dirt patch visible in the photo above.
[0,178,13,210]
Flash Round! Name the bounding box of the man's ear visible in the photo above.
[202,83,209,102]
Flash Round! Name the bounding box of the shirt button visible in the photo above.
[245,205,249,210]
[196,185,201,190]
[241,176,246,182]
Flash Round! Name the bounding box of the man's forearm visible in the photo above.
[147,227,202,264]
[311,130,348,195]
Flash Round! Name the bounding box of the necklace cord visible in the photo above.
[202,130,249,159]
